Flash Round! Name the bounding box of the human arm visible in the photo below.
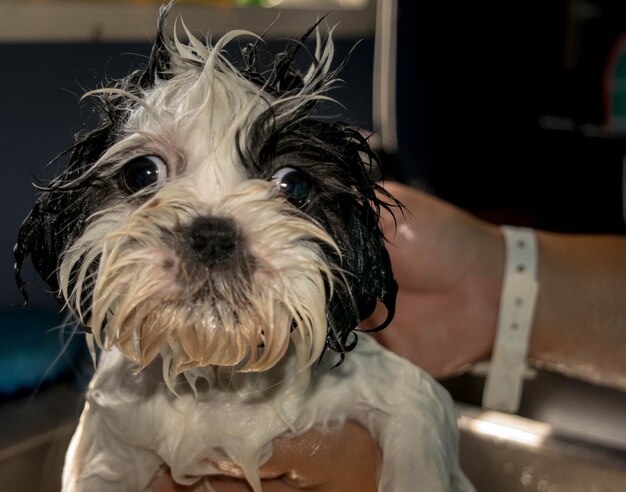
[529,229,626,388]
[367,181,626,389]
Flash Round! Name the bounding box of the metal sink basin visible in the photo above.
[1,371,626,491]
[0,383,79,492]
[451,369,626,492]
[456,403,626,492]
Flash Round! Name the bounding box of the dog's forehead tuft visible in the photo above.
[121,65,269,177]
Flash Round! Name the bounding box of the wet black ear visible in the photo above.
[14,199,57,302]
[14,184,102,304]
[14,108,122,303]
[350,199,397,332]
[324,194,398,357]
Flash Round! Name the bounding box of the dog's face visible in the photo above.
[15,5,396,379]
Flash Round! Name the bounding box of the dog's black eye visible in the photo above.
[121,155,167,194]
[272,167,311,207]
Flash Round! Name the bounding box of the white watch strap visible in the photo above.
[482,226,539,413]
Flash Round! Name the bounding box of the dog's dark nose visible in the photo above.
[188,216,239,266]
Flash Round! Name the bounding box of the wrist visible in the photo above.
[443,219,504,375]
[466,221,505,364]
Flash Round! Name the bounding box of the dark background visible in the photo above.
[395,0,626,233]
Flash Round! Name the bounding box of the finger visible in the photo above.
[210,476,296,491]
[151,470,299,492]
[150,469,204,491]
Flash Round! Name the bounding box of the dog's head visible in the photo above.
[14,3,397,378]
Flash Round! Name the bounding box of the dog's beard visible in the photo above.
[59,180,338,378]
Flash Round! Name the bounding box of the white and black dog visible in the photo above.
[15,4,474,491]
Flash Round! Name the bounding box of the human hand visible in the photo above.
[150,421,380,491]
[363,182,504,379]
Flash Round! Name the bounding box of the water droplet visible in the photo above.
[520,466,536,487]
[537,479,549,491]
[503,462,516,474]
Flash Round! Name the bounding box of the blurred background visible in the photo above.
[1,0,626,490]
